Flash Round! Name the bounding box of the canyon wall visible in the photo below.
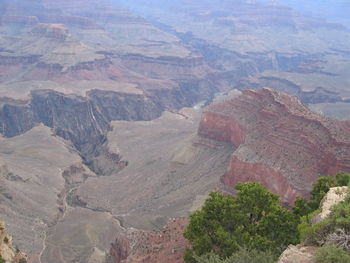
[199,89,350,203]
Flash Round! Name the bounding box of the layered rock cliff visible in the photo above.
[198,89,350,203]
[0,81,216,143]
[0,80,219,177]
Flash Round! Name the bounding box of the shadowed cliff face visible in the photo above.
[0,79,220,175]
[0,91,108,145]
[198,89,350,204]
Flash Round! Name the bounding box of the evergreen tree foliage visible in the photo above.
[184,182,299,262]
[192,247,276,263]
[315,246,350,263]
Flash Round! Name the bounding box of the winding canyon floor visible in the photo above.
[0,106,235,262]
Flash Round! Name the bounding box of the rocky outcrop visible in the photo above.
[30,90,109,150]
[108,235,131,263]
[0,222,27,263]
[278,245,317,263]
[278,186,348,263]
[0,81,216,143]
[314,186,348,224]
[198,89,350,203]
[87,90,162,122]
[108,218,189,263]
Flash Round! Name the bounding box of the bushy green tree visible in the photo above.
[315,246,350,263]
[192,247,276,263]
[184,183,299,262]
[311,176,338,205]
[0,255,4,263]
[336,173,350,187]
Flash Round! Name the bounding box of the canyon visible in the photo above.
[199,89,350,203]
[106,88,350,262]
[0,0,350,263]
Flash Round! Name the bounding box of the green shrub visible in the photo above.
[293,197,315,218]
[311,176,338,205]
[3,236,8,244]
[315,246,350,263]
[327,201,350,232]
[193,247,276,263]
[299,218,333,245]
[0,255,4,263]
[336,173,350,187]
[184,183,299,262]
[184,249,197,263]
[19,258,27,263]
[298,209,323,243]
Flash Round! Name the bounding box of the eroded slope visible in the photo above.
[199,89,350,203]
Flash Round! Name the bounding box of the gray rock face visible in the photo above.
[0,81,219,173]
[315,186,348,223]
[278,245,317,263]
[30,90,110,151]
[87,90,162,123]
[0,99,35,137]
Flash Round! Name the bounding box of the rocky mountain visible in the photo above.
[106,89,350,262]
[199,89,350,203]
[108,218,189,263]
[120,0,350,119]
[0,0,215,103]
[0,0,350,263]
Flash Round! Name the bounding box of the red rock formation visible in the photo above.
[109,235,131,263]
[109,218,189,263]
[199,89,350,203]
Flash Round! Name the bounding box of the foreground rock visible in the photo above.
[278,186,348,263]
[199,88,350,203]
[316,186,348,223]
[0,222,27,263]
[278,245,317,263]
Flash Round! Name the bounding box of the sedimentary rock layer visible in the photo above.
[198,88,350,203]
